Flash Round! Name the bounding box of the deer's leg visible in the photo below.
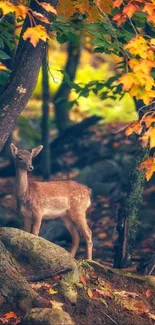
[62,216,80,258]
[73,214,93,260]
[23,217,32,233]
[31,215,42,236]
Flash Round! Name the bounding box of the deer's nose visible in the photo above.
[28,165,34,171]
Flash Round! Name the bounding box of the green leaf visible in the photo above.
[0,50,10,60]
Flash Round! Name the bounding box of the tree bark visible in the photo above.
[0,0,57,152]
[114,141,149,268]
[41,45,51,180]
[53,37,81,133]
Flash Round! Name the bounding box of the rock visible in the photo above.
[75,160,121,190]
[23,307,74,325]
[0,228,77,282]
[92,181,120,197]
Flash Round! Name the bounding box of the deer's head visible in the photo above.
[10,143,43,171]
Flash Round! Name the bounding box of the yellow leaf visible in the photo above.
[0,62,8,70]
[49,288,58,295]
[0,1,16,15]
[125,36,154,60]
[119,73,137,91]
[125,121,143,136]
[23,25,49,47]
[0,1,28,18]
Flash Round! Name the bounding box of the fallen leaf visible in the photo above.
[79,275,87,286]
[87,288,93,298]
[145,289,151,298]
[49,288,58,295]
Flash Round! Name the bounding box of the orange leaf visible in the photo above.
[96,288,112,297]
[123,4,138,18]
[87,288,93,298]
[125,121,143,136]
[138,157,155,181]
[23,25,49,47]
[113,0,123,8]
[96,0,113,14]
[145,289,151,298]
[142,115,155,128]
[133,301,149,314]
[79,275,87,286]
[5,312,17,320]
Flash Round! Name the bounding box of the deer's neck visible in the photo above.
[15,168,29,199]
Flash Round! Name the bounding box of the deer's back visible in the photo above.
[28,180,91,219]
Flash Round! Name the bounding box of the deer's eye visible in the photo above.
[18,157,23,161]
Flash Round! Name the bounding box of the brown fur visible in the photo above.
[10,143,93,259]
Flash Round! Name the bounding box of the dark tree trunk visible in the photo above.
[0,0,57,152]
[41,45,51,180]
[54,37,81,133]
[114,141,149,268]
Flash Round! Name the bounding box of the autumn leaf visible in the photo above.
[96,288,112,297]
[133,301,149,314]
[0,63,8,70]
[79,275,87,286]
[32,11,50,24]
[0,312,20,325]
[96,0,113,14]
[145,289,151,298]
[138,157,155,181]
[0,1,28,18]
[142,115,155,128]
[23,25,49,47]
[49,288,58,295]
[125,121,143,136]
[141,127,155,149]
[39,2,57,14]
[148,312,155,320]
[123,4,139,19]
[87,288,93,298]
[113,0,123,8]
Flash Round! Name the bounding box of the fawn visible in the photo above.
[10,143,93,259]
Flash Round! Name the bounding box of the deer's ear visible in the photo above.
[31,145,43,158]
[10,143,18,157]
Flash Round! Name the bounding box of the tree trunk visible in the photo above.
[0,0,57,152]
[114,141,149,268]
[54,37,81,133]
[41,45,51,180]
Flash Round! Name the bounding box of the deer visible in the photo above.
[10,143,93,259]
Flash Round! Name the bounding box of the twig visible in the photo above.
[97,308,119,325]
